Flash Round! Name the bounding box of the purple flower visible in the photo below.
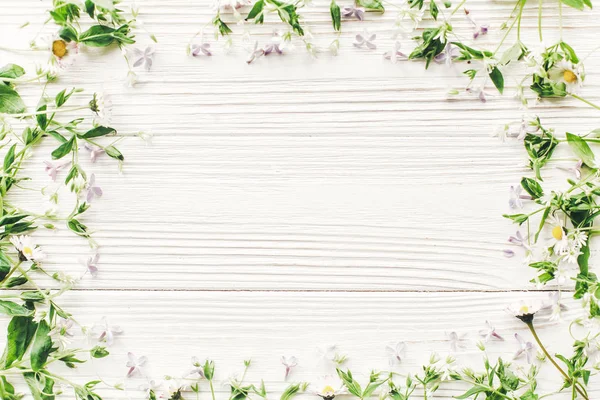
[509,185,531,209]
[246,41,265,64]
[44,160,70,181]
[479,321,503,342]
[92,317,123,346]
[503,249,515,258]
[354,30,376,50]
[86,174,103,203]
[434,44,460,66]
[131,46,155,71]
[342,6,364,20]
[189,356,206,377]
[446,331,468,352]
[558,160,583,180]
[264,32,285,55]
[192,43,212,57]
[281,355,298,379]
[465,9,488,40]
[383,42,407,64]
[514,333,535,363]
[84,143,105,163]
[465,86,490,103]
[85,253,99,277]
[126,352,148,377]
[385,341,407,366]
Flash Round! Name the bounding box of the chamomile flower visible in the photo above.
[312,375,345,400]
[48,34,79,69]
[549,60,584,92]
[10,235,46,263]
[546,215,569,254]
[506,300,542,324]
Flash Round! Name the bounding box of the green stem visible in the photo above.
[493,0,523,55]
[450,0,467,16]
[0,260,22,284]
[527,323,588,400]
[571,94,600,111]
[209,380,216,400]
[2,106,89,118]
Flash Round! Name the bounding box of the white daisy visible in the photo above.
[312,375,345,400]
[48,34,79,69]
[506,300,543,323]
[546,215,569,254]
[549,60,584,92]
[10,235,46,263]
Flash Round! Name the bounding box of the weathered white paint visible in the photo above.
[1,0,600,398]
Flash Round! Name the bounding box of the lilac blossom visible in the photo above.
[465,9,488,39]
[246,41,265,64]
[383,42,407,64]
[509,185,531,209]
[189,356,206,377]
[353,30,376,50]
[503,249,515,258]
[558,160,583,180]
[126,352,148,377]
[446,331,468,352]
[542,292,568,321]
[385,341,407,366]
[514,333,535,363]
[44,160,70,181]
[264,32,285,55]
[342,6,365,21]
[478,321,503,342]
[84,253,99,277]
[281,355,298,379]
[131,46,155,71]
[465,86,490,103]
[84,143,105,163]
[434,44,460,66]
[86,174,103,203]
[191,43,212,57]
[92,317,123,346]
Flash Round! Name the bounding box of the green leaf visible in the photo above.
[31,320,53,371]
[0,250,11,281]
[105,145,124,161]
[1,316,36,368]
[503,213,529,225]
[51,136,75,160]
[0,300,33,317]
[561,0,585,10]
[455,386,488,399]
[488,66,504,94]
[80,126,116,139]
[429,0,439,19]
[355,0,384,11]
[68,219,89,237]
[246,0,265,23]
[559,41,579,63]
[0,84,26,114]
[24,371,55,400]
[3,144,16,173]
[36,104,48,131]
[330,0,341,31]
[90,345,110,358]
[566,132,596,168]
[0,64,25,80]
[520,177,543,199]
[578,240,590,276]
[79,25,134,47]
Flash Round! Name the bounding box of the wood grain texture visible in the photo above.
[1,0,600,398]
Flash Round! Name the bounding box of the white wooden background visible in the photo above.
[2,0,600,398]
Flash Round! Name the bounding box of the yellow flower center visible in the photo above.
[552,226,563,240]
[563,69,578,84]
[22,246,33,258]
[322,386,334,394]
[52,40,68,58]
[519,305,529,314]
